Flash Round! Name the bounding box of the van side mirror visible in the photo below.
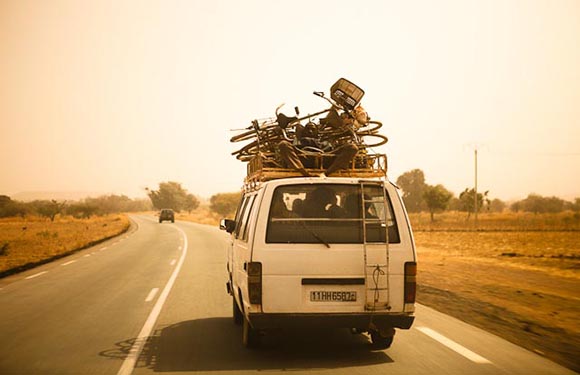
[219,219,236,233]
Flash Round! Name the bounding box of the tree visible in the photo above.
[66,201,99,218]
[572,198,580,212]
[423,184,453,222]
[489,198,506,213]
[396,169,427,212]
[210,192,241,217]
[458,188,489,220]
[35,200,66,221]
[517,194,566,214]
[0,195,27,218]
[146,181,193,212]
[183,193,200,213]
[510,200,522,212]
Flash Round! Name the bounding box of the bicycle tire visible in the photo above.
[356,120,382,134]
[359,133,389,148]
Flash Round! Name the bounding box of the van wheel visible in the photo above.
[233,298,243,325]
[242,316,260,348]
[370,330,394,349]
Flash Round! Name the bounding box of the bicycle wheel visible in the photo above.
[356,120,382,134]
[359,133,389,148]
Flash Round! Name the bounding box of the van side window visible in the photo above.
[233,195,245,224]
[234,196,249,239]
[266,184,400,244]
[240,195,256,242]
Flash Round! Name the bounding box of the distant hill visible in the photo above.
[10,191,106,202]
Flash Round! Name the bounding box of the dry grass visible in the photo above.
[411,212,580,372]
[0,215,130,275]
[414,231,580,277]
[409,211,580,231]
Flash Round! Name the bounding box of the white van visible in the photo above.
[220,176,417,348]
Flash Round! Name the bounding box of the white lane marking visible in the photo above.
[84,254,91,257]
[170,259,176,266]
[145,288,159,302]
[25,271,48,280]
[416,326,491,364]
[117,225,188,375]
[61,260,77,266]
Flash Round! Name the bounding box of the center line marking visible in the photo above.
[25,271,48,280]
[416,326,491,364]
[145,288,159,302]
[61,260,77,266]
[118,225,188,375]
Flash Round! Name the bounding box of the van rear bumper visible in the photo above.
[248,312,414,330]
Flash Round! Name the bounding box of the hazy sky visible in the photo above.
[1,0,579,201]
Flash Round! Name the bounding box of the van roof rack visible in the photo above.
[243,152,387,192]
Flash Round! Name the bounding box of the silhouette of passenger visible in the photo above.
[344,193,361,218]
[291,198,304,217]
[271,193,290,218]
[302,187,335,217]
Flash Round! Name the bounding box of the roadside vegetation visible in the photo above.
[0,193,146,276]
[0,215,130,277]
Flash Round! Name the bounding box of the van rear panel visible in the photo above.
[250,179,415,316]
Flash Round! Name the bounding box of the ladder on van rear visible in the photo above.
[361,181,390,311]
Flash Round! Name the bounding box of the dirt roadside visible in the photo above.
[416,246,580,373]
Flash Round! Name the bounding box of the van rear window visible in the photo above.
[266,184,400,244]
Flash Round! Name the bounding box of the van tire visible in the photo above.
[242,316,260,348]
[233,297,243,325]
[370,330,394,349]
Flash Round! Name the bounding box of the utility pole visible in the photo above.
[474,148,478,228]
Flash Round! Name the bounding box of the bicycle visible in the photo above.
[230,78,388,162]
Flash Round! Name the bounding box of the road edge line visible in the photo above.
[117,225,188,375]
[416,326,491,364]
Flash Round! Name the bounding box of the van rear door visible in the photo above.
[255,182,403,314]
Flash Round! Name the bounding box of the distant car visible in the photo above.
[159,209,175,223]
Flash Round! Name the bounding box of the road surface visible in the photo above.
[0,215,575,374]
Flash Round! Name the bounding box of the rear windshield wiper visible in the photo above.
[298,220,330,248]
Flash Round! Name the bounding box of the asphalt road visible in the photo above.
[0,215,575,375]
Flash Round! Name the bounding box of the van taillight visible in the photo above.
[247,262,262,304]
[404,262,417,304]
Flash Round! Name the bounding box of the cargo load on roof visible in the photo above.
[229,78,389,186]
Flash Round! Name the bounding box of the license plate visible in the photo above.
[310,291,357,302]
